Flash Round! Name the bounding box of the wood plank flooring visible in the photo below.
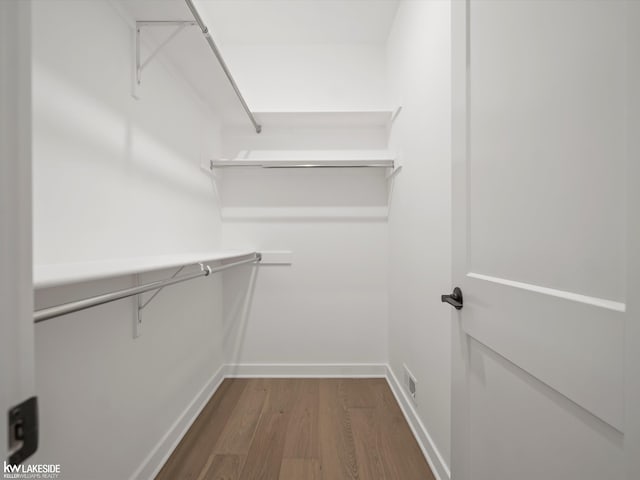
[155,378,435,480]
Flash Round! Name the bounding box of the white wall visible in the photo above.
[30,1,226,478]
[216,41,391,367]
[222,217,389,367]
[386,0,452,474]
[224,44,388,110]
[32,4,221,264]
[219,127,389,367]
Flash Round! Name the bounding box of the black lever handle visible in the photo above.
[441,287,463,310]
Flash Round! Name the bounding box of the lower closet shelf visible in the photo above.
[33,251,262,324]
[34,250,259,289]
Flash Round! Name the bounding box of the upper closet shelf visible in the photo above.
[34,250,257,289]
[113,0,261,132]
[210,160,394,169]
[208,150,396,169]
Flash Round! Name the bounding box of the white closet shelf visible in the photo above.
[209,149,396,169]
[210,159,394,169]
[112,0,260,132]
[34,250,258,289]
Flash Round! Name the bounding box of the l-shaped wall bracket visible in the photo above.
[386,153,403,180]
[133,263,210,338]
[386,105,404,180]
[134,20,196,99]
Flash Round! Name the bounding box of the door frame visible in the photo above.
[450,0,470,478]
[624,2,640,478]
[0,0,36,463]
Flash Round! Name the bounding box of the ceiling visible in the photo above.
[198,0,401,46]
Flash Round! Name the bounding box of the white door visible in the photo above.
[0,0,37,466]
[450,1,639,479]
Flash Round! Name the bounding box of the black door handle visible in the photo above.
[441,287,463,310]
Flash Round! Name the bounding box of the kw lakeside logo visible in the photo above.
[3,462,61,479]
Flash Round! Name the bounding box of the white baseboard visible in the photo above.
[130,364,227,480]
[224,362,387,378]
[385,365,451,480]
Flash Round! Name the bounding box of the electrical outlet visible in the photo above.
[403,364,417,403]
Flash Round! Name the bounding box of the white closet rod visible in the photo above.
[183,0,262,134]
[33,253,261,323]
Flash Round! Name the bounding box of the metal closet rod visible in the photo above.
[210,160,395,169]
[183,0,262,134]
[33,253,261,324]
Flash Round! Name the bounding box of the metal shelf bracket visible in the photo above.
[134,20,196,99]
[386,153,403,180]
[133,264,209,338]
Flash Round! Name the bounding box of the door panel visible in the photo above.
[468,338,623,480]
[465,0,626,430]
[468,0,627,302]
[463,276,623,430]
[451,1,633,478]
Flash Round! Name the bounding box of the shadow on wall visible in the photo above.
[222,263,260,369]
[34,62,214,204]
[218,167,389,209]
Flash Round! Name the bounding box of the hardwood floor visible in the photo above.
[155,378,435,480]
